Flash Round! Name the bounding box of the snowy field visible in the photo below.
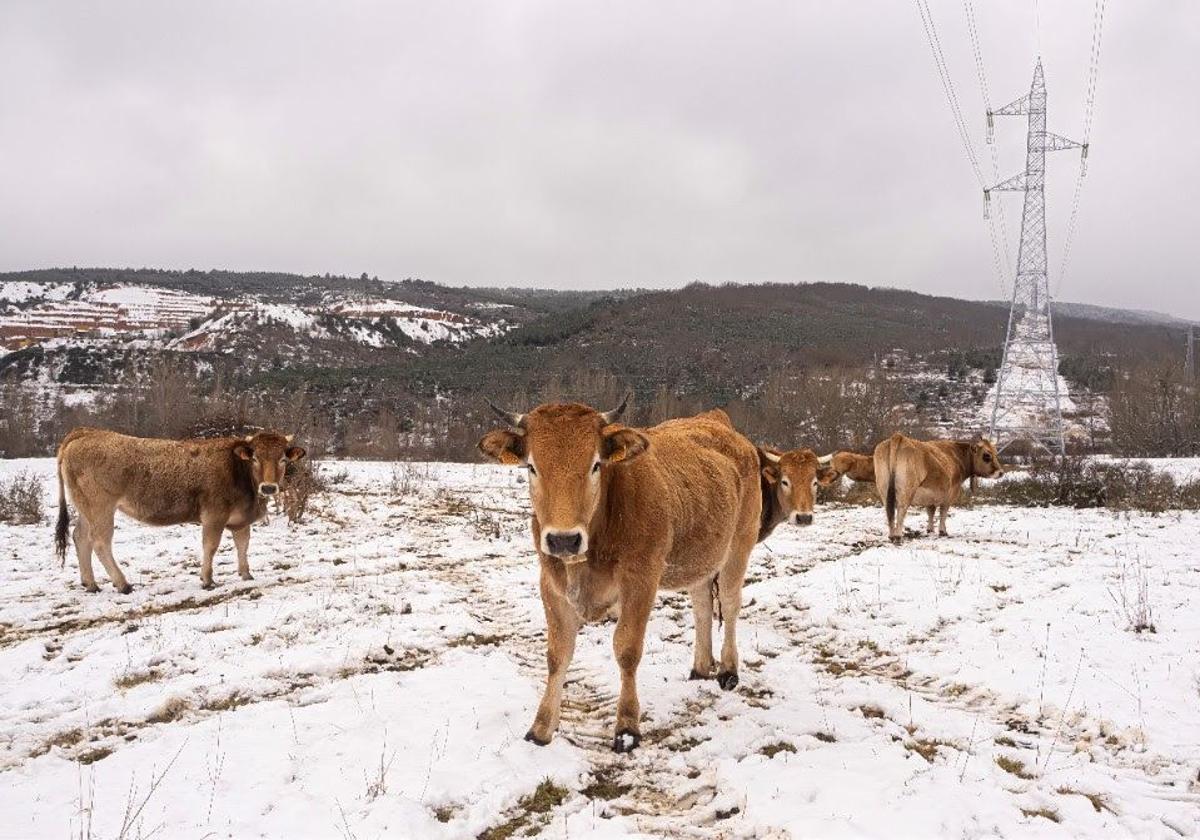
[1,458,1198,839]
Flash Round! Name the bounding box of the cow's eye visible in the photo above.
[982,453,992,463]
[591,462,601,474]
[781,478,790,489]
[528,464,537,476]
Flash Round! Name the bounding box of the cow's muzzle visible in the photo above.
[258,483,279,497]
[792,512,813,526]
[543,528,587,559]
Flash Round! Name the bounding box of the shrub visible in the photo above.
[989,457,1197,514]
[280,461,326,524]
[0,471,44,524]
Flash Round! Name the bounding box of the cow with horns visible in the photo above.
[478,399,762,753]
[55,428,306,592]
[757,447,840,542]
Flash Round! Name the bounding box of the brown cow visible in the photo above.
[479,400,761,753]
[54,428,305,592]
[873,433,1003,543]
[821,451,876,484]
[757,447,839,542]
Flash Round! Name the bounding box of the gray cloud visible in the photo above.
[1,1,1196,319]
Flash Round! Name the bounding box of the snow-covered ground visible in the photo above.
[1,458,1198,839]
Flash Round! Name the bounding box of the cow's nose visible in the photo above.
[545,531,583,557]
[259,483,279,496]
[793,513,813,526]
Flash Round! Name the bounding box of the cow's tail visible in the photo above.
[54,455,69,565]
[877,434,902,530]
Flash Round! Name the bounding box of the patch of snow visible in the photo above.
[1,458,1197,837]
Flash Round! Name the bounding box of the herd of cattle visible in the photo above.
[50,400,1004,753]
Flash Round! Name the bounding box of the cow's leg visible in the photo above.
[891,482,915,543]
[88,508,131,594]
[199,515,226,589]
[926,506,937,534]
[230,525,253,580]
[715,546,752,690]
[687,579,716,680]
[611,581,656,753]
[526,571,579,746]
[938,505,950,537]
[72,515,98,593]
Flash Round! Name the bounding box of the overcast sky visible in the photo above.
[1,1,1196,318]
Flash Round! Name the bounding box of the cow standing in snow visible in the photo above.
[756,447,839,542]
[821,450,876,484]
[479,400,762,753]
[873,433,1003,543]
[55,428,305,592]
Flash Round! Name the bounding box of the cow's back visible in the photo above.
[60,430,244,526]
[618,413,760,586]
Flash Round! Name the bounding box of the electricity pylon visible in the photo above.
[984,59,1087,456]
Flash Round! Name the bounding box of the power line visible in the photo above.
[963,0,1014,278]
[1055,0,1106,297]
[915,0,1011,296]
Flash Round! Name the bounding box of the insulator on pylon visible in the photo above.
[1080,143,1089,176]
[983,190,991,219]
[986,112,994,144]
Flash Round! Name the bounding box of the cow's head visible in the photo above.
[233,431,306,497]
[970,437,1004,480]
[760,447,838,526]
[478,397,648,561]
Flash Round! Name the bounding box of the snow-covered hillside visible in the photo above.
[0,282,511,353]
[1,459,1197,838]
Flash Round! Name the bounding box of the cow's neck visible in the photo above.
[947,441,976,481]
[757,479,786,543]
[230,448,266,519]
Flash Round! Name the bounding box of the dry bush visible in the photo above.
[1108,365,1200,457]
[0,471,44,524]
[280,461,328,524]
[985,457,1196,513]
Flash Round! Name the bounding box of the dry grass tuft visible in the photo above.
[147,695,191,724]
[114,669,161,690]
[1020,807,1061,823]
[77,746,114,765]
[995,755,1035,779]
[1056,786,1116,815]
[478,779,569,840]
[759,741,797,758]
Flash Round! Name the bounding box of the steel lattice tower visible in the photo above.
[984,59,1087,455]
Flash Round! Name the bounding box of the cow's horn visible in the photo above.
[487,399,524,428]
[762,449,782,463]
[285,434,294,443]
[600,393,630,425]
[818,453,833,466]
[244,434,254,442]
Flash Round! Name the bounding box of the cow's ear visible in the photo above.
[478,429,525,466]
[601,426,649,464]
[285,446,306,462]
[233,444,253,461]
[817,467,839,486]
[761,465,780,485]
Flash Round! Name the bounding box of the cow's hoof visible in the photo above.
[240,573,255,581]
[688,668,713,681]
[889,535,903,545]
[117,584,133,595]
[83,584,100,594]
[938,530,949,538]
[612,729,640,753]
[717,671,739,691]
[201,581,215,591]
[523,730,550,747]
